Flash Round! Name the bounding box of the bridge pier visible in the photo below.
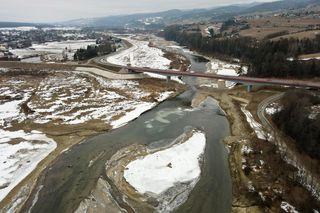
[247,85,253,92]
[166,76,171,83]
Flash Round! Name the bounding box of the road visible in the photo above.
[257,92,320,196]
[1,37,319,90]
[128,67,320,90]
[92,36,320,90]
[88,38,133,71]
[257,92,284,134]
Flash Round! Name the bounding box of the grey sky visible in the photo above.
[0,0,276,23]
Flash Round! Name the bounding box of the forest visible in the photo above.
[162,25,320,78]
[74,42,114,61]
[273,90,320,159]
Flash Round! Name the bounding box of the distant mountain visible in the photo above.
[63,0,319,29]
[228,2,264,8]
[8,0,315,29]
[61,3,261,29]
[0,22,36,28]
[0,22,52,28]
[243,0,320,13]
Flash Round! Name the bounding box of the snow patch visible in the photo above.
[157,91,174,102]
[241,145,253,155]
[111,102,156,129]
[265,103,282,115]
[280,201,299,213]
[0,130,56,202]
[0,26,37,31]
[207,59,247,88]
[105,38,171,70]
[10,40,96,60]
[247,181,255,192]
[241,105,267,140]
[124,131,206,195]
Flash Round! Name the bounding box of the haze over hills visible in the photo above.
[243,0,320,13]
[59,0,319,28]
[0,22,51,28]
[0,0,319,29]
[59,3,260,28]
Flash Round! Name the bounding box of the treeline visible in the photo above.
[251,49,320,77]
[273,90,320,159]
[251,36,320,77]
[74,42,114,61]
[263,30,288,40]
[162,25,320,78]
[162,26,257,59]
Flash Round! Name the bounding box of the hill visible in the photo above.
[0,22,51,28]
[243,0,320,13]
[60,4,260,29]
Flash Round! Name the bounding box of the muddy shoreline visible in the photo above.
[0,69,185,212]
[193,87,320,212]
[21,86,231,213]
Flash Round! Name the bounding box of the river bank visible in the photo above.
[4,32,317,213]
[76,129,207,213]
[154,32,320,211]
[192,87,320,212]
[0,68,185,212]
[0,33,194,212]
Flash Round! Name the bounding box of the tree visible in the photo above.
[273,90,320,159]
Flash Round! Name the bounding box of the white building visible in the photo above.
[0,43,7,51]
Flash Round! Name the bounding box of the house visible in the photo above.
[0,43,7,51]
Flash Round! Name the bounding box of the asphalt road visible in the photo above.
[128,67,320,89]
[257,92,284,133]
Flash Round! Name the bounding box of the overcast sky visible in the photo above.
[0,0,276,23]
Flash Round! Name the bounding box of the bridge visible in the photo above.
[0,61,319,90]
[127,66,320,91]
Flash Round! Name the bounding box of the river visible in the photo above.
[23,46,232,213]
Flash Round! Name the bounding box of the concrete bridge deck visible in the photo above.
[0,61,319,90]
[127,66,320,90]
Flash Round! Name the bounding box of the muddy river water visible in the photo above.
[23,48,232,213]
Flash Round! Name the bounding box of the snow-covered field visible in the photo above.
[10,39,96,60]
[0,130,56,201]
[124,130,206,195]
[24,72,172,127]
[0,85,31,128]
[0,77,57,201]
[31,40,96,54]
[104,36,186,83]
[42,27,81,31]
[106,38,171,70]
[0,26,37,31]
[0,70,174,203]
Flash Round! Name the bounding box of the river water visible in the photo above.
[24,48,232,213]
